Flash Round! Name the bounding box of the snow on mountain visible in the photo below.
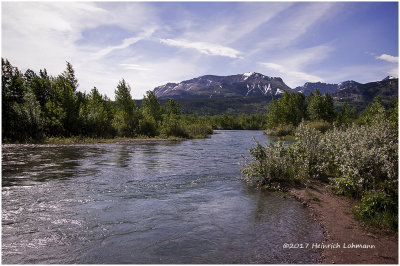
[294,80,360,95]
[154,72,292,99]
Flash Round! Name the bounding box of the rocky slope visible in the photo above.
[153,72,292,99]
[293,80,360,95]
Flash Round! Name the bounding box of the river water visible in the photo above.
[2,130,323,264]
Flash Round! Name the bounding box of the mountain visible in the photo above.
[153,72,292,99]
[332,77,398,111]
[293,80,360,95]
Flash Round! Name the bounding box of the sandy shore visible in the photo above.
[290,182,398,264]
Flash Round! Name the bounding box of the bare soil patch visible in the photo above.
[290,182,398,264]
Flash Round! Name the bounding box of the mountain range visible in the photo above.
[152,73,398,115]
[154,72,291,99]
[293,80,361,95]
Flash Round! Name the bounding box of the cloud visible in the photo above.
[94,28,156,58]
[119,64,151,71]
[260,62,323,86]
[160,38,242,58]
[376,54,398,63]
[251,2,337,54]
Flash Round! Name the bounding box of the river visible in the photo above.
[2,130,323,263]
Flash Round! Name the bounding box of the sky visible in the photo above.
[2,1,398,99]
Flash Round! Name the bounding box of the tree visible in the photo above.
[306,89,324,121]
[336,102,357,126]
[79,87,114,137]
[163,98,182,116]
[2,58,27,140]
[306,89,336,122]
[266,92,306,128]
[24,68,51,109]
[62,61,79,91]
[113,79,139,137]
[141,91,162,122]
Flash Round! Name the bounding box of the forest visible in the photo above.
[2,59,217,142]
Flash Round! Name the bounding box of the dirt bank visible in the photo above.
[290,182,398,264]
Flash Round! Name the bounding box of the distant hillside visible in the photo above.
[149,74,398,115]
[332,76,398,112]
[153,72,292,99]
[294,80,360,95]
[137,96,274,115]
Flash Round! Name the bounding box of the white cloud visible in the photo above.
[160,39,242,59]
[94,28,156,58]
[376,54,399,63]
[251,2,337,54]
[260,62,323,86]
[181,2,293,45]
[119,64,152,71]
[2,2,160,98]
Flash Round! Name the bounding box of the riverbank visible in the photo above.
[2,136,189,145]
[290,182,398,264]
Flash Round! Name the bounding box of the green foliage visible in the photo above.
[357,98,386,125]
[264,124,295,136]
[354,191,398,231]
[160,113,188,138]
[336,102,357,126]
[209,113,268,130]
[141,91,162,122]
[185,121,213,138]
[242,103,398,230]
[331,177,359,197]
[139,113,158,137]
[305,120,333,133]
[241,140,299,190]
[266,92,306,129]
[79,88,115,137]
[265,89,337,136]
[113,79,139,137]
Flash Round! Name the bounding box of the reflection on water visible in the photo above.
[2,131,323,264]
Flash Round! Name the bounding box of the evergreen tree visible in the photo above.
[62,61,79,91]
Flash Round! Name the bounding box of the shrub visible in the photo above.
[241,140,299,190]
[305,120,333,133]
[264,124,295,136]
[354,191,398,231]
[160,115,188,138]
[185,123,213,139]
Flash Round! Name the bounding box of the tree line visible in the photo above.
[2,58,214,142]
[264,89,383,136]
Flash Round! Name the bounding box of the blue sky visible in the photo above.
[2,1,398,99]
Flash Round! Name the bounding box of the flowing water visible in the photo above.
[2,130,323,264]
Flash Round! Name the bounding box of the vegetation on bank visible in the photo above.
[1,58,273,143]
[264,90,359,136]
[242,100,398,231]
[2,58,215,143]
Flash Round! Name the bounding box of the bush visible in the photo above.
[354,191,398,231]
[305,120,333,133]
[264,124,295,136]
[160,115,188,138]
[242,104,398,231]
[241,140,299,190]
[185,123,213,139]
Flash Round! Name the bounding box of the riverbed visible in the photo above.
[2,130,323,263]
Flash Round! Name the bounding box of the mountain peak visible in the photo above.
[294,80,360,95]
[153,72,292,99]
[383,75,397,80]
